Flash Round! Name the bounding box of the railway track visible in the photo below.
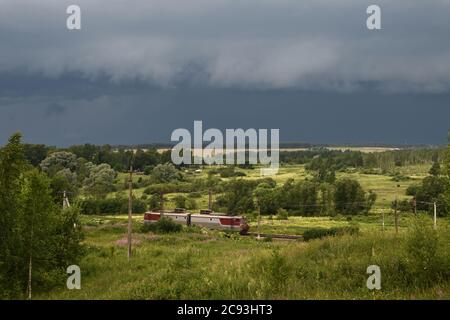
[244,232,303,240]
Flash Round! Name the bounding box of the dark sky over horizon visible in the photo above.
[0,1,449,146]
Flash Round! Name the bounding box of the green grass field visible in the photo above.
[111,164,430,211]
[36,213,450,299]
[37,162,450,300]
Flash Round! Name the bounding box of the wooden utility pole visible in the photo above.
[433,202,437,230]
[208,188,212,210]
[394,196,399,234]
[127,166,133,260]
[257,206,261,240]
[160,192,165,217]
[27,225,33,300]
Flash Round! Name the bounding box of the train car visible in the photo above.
[143,210,249,234]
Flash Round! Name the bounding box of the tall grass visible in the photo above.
[36,214,450,300]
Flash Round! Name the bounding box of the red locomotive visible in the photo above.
[144,209,250,234]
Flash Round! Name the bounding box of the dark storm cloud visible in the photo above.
[0,0,450,91]
[45,103,67,116]
[0,79,448,146]
[0,1,449,145]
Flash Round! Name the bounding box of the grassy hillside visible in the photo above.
[36,214,450,299]
[36,161,449,300]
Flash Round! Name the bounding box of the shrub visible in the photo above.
[151,163,183,183]
[405,184,420,196]
[390,172,411,182]
[186,198,198,210]
[217,166,243,178]
[143,182,193,195]
[403,215,450,287]
[173,195,187,208]
[391,199,412,212]
[252,249,289,295]
[303,225,359,241]
[131,199,147,214]
[142,217,183,233]
[148,193,164,211]
[276,208,289,220]
[188,191,202,198]
[78,197,147,215]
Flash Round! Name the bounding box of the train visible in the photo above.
[143,209,250,234]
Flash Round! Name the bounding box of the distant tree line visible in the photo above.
[281,147,446,173]
[214,177,377,217]
[23,143,172,172]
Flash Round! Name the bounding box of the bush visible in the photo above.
[142,217,183,233]
[390,172,411,182]
[143,182,193,195]
[173,195,187,208]
[303,225,359,241]
[131,199,147,214]
[252,249,289,295]
[405,184,420,196]
[148,194,164,211]
[151,163,183,183]
[391,199,412,212]
[78,197,147,215]
[276,208,289,220]
[188,192,202,198]
[186,198,197,210]
[403,215,450,287]
[216,166,246,178]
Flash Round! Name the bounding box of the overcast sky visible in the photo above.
[0,0,449,146]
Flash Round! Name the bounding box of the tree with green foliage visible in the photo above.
[215,179,255,215]
[334,178,375,215]
[254,183,280,216]
[429,161,441,176]
[0,133,26,297]
[173,195,187,209]
[40,151,78,176]
[23,144,50,166]
[409,174,449,216]
[319,183,335,216]
[310,158,336,183]
[133,148,160,171]
[21,170,60,295]
[53,207,84,269]
[151,163,183,183]
[185,198,197,210]
[0,133,84,298]
[83,163,117,199]
[278,179,319,216]
[40,151,83,202]
[148,193,164,211]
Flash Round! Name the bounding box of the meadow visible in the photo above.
[36,162,450,300]
[114,163,428,209]
[36,213,450,300]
